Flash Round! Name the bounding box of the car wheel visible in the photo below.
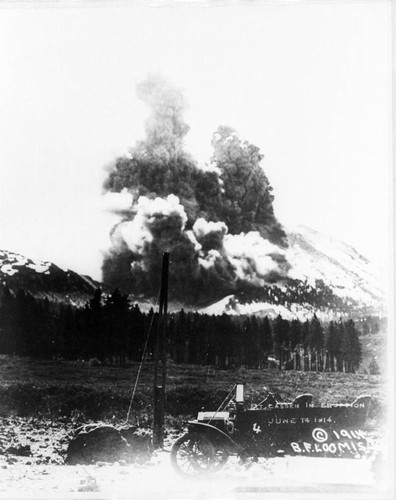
[170,432,229,476]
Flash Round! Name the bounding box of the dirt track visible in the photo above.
[0,451,391,499]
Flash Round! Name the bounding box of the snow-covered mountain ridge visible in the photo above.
[0,225,385,318]
[200,226,385,320]
[286,226,382,305]
[0,249,102,306]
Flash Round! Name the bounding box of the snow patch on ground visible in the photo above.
[26,263,50,274]
[0,250,51,276]
[0,264,19,277]
[200,297,321,321]
[199,295,235,315]
[12,257,28,267]
[231,300,296,319]
[285,225,383,306]
[289,226,380,284]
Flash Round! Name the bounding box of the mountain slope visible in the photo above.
[285,226,382,308]
[0,249,102,306]
[200,226,384,319]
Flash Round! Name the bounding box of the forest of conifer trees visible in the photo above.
[0,285,379,373]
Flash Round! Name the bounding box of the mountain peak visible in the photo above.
[0,249,52,277]
[0,249,102,306]
[198,226,384,319]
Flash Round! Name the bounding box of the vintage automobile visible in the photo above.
[170,384,373,476]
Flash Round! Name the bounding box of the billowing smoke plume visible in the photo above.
[102,75,288,306]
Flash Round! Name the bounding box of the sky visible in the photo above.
[0,0,392,281]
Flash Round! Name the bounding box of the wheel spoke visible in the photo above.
[171,433,229,476]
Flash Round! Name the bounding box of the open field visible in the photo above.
[0,339,391,496]
[0,352,387,424]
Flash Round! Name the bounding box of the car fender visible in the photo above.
[186,421,242,453]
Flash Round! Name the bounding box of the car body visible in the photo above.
[170,384,373,476]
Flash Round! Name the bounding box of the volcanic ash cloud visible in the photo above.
[102,75,288,306]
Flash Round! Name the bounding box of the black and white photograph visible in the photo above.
[0,0,393,498]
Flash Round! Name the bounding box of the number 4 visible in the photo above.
[253,423,262,434]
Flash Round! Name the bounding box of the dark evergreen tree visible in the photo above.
[13,290,36,356]
[86,289,106,361]
[325,320,342,372]
[272,314,290,369]
[341,319,362,372]
[215,314,233,368]
[104,289,130,365]
[289,319,303,369]
[61,304,80,359]
[335,321,346,372]
[243,316,261,368]
[308,314,324,371]
[259,316,273,368]
[0,285,16,354]
[129,303,146,361]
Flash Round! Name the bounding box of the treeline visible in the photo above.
[170,311,363,373]
[0,286,377,373]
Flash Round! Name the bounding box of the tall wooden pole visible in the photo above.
[153,252,169,449]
